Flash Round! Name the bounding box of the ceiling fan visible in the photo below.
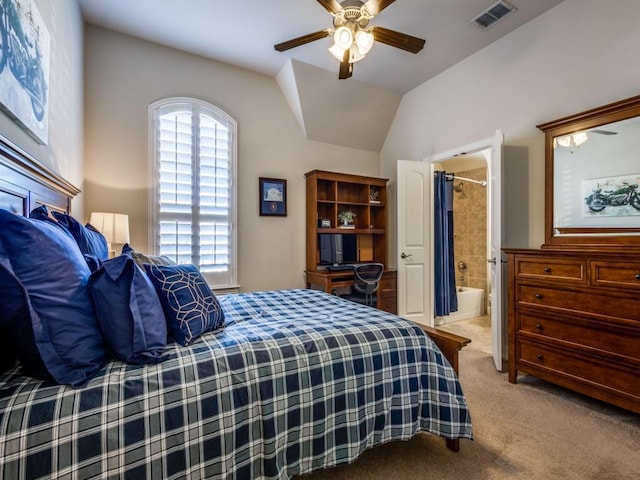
[274,0,426,80]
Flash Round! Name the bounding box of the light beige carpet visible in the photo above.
[295,345,640,480]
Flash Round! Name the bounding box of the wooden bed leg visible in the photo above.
[446,439,460,452]
[417,324,471,452]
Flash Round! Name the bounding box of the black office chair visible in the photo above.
[340,263,384,307]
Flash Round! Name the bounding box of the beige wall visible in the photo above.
[0,0,84,216]
[83,26,381,292]
[382,0,640,263]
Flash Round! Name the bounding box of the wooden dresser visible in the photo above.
[505,248,640,413]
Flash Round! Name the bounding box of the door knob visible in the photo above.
[400,252,413,259]
[487,258,497,265]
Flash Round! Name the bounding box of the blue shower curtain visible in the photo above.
[434,171,458,316]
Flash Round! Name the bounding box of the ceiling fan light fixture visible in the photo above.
[554,131,589,149]
[355,29,374,55]
[275,0,425,80]
[333,26,353,49]
[348,44,365,63]
[573,131,588,146]
[329,43,347,61]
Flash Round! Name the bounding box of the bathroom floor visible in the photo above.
[436,315,491,354]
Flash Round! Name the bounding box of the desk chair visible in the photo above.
[340,263,384,307]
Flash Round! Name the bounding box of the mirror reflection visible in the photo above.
[553,115,640,232]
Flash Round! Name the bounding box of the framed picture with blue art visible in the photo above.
[0,0,50,144]
[259,177,287,216]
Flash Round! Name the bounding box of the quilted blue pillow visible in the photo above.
[90,249,167,364]
[0,209,108,387]
[144,264,225,346]
[30,207,109,260]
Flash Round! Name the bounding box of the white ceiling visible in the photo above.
[77,0,565,94]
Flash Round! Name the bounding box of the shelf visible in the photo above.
[306,170,389,272]
[317,228,385,234]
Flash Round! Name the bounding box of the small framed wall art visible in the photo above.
[259,177,287,216]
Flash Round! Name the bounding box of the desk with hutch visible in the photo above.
[304,170,397,314]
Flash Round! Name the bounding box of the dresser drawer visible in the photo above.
[591,261,640,290]
[518,311,640,360]
[514,257,587,284]
[517,284,640,321]
[518,340,640,398]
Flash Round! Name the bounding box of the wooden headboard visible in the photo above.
[0,136,79,216]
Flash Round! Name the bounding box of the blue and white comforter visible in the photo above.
[0,289,472,479]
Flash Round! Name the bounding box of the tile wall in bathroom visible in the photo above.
[452,167,487,305]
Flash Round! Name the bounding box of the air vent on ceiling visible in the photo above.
[471,1,516,29]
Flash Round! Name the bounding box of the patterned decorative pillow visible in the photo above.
[144,264,225,346]
[123,244,176,268]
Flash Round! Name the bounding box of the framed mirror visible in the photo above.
[538,94,640,249]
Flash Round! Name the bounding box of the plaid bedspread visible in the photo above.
[0,289,472,479]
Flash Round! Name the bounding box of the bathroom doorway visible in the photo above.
[396,131,503,370]
[434,155,489,326]
[428,132,503,371]
[433,155,492,356]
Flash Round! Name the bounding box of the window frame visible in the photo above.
[148,97,238,289]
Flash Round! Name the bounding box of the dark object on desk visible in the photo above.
[327,264,355,271]
[340,263,384,307]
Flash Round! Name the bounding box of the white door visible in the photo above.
[397,160,431,326]
[488,131,504,371]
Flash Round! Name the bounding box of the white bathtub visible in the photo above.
[435,286,485,325]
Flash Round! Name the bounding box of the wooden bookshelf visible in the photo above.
[305,170,389,271]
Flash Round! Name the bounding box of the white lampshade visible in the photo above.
[348,44,365,63]
[572,131,589,146]
[90,212,130,246]
[355,30,374,55]
[329,43,347,61]
[333,26,353,50]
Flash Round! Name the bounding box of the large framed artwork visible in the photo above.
[0,0,50,144]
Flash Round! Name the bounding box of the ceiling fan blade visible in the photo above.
[317,0,343,14]
[274,30,332,52]
[338,49,353,79]
[590,129,618,135]
[371,26,425,54]
[363,0,396,16]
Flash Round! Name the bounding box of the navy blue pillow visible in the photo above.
[90,251,167,364]
[144,264,225,346]
[0,253,48,377]
[30,209,109,260]
[0,209,108,387]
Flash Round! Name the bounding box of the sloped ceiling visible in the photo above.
[276,60,401,152]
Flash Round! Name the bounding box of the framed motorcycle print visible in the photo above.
[259,177,287,216]
[0,0,51,144]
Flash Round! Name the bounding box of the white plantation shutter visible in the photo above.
[150,99,237,287]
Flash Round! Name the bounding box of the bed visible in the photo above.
[0,136,472,479]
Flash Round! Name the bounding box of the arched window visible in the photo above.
[149,98,237,288]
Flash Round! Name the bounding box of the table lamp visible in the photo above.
[89,212,130,258]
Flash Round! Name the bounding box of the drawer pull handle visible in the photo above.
[543,267,551,273]
[535,324,543,330]
[636,274,640,280]
[534,293,543,299]
[536,354,544,361]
